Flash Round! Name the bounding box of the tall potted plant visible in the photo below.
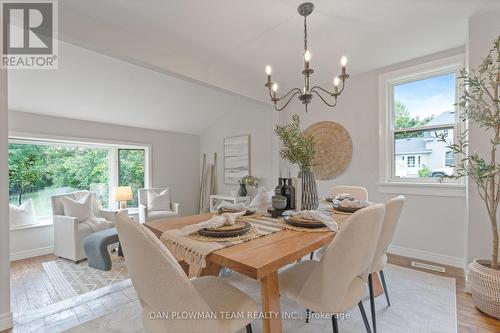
[274,114,318,209]
[440,36,500,318]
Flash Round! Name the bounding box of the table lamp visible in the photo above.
[114,186,133,209]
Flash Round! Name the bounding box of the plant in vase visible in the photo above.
[274,114,318,210]
[438,36,500,319]
[238,175,259,197]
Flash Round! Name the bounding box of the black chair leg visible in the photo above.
[379,270,390,307]
[309,252,314,260]
[305,309,310,323]
[331,314,339,333]
[368,274,377,333]
[245,323,252,333]
[358,301,372,333]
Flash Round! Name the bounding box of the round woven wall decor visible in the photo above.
[304,121,353,180]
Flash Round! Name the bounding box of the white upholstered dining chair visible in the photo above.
[367,195,405,333]
[279,203,385,333]
[330,185,369,200]
[311,185,370,260]
[115,212,257,333]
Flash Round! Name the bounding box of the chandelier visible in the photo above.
[264,2,349,112]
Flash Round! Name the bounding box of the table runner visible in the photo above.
[160,201,346,276]
[160,215,282,276]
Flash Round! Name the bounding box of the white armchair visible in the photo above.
[138,188,180,223]
[51,191,117,262]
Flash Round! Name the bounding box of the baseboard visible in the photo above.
[388,244,465,268]
[10,246,54,261]
[0,311,13,331]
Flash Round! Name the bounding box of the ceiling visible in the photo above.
[9,1,500,134]
[57,0,500,102]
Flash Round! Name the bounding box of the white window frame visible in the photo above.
[377,54,465,197]
[8,132,152,213]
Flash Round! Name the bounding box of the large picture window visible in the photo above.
[8,138,149,218]
[379,55,463,188]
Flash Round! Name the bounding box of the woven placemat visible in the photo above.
[277,219,333,233]
[187,226,262,242]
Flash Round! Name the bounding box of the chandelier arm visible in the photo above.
[272,87,302,102]
[311,90,338,107]
[274,91,302,111]
[310,85,333,96]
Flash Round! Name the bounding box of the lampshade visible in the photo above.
[114,186,133,202]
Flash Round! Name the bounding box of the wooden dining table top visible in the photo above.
[144,212,337,279]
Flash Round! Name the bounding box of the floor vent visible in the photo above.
[410,261,446,273]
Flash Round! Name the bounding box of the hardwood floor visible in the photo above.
[1,253,500,332]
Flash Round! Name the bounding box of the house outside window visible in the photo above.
[379,55,463,186]
[445,151,454,167]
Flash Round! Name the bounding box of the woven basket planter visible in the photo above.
[468,259,500,319]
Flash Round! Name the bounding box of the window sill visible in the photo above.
[377,181,465,197]
[10,217,53,231]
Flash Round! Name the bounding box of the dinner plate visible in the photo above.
[332,203,365,213]
[283,216,325,229]
[198,221,252,238]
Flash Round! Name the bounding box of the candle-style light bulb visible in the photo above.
[265,65,272,75]
[272,82,279,92]
[304,50,311,62]
[340,56,348,67]
[333,76,340,86]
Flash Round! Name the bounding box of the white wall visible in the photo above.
[466,9,500,263]
[278,48,468,267]
[199,103,274,196]
[8,111,200,258]
[0,71,13,329]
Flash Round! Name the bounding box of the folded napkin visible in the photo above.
[179,211,246,235]
[334,193,355,201]
[215,201,249,211]
[282,210,338,232]
[333,199,370,208]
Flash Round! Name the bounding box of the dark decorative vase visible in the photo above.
[238,183,247,197]
[299,170,318,210]
[275,178,285,196]
[286,178,296,210]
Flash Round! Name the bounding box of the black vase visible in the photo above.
[283,178,292,210]
[238,183,247,197]
[285,178,296,210]
[275,178,285,196]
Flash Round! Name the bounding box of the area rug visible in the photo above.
[43,253,129,300]
[65,264,457,333]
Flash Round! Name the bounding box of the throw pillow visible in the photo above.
[148,188,171,212]
[61,194,94,222]
[9,199,37,229]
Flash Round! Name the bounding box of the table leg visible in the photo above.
[260,271,282,333]
[370,272,384,297]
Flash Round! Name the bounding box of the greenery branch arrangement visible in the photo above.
[239,175,259,187]
[438,36,500,269]
[274,114,316,171]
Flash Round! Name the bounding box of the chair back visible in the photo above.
[50,190,99,216]
[330,186,368,200]
[115,213,221,332]
[370,195,405,272]
[299,204,385,310]
[138,188,169,206]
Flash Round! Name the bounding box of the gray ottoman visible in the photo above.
[84,227,123,271]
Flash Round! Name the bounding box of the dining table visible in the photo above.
[145,211,385,333]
